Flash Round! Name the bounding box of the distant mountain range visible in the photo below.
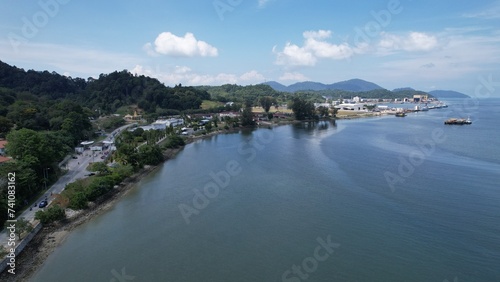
[263,79,384,92]
[428,90,470,99]
[392,87,415,92]
[262,79,471,98]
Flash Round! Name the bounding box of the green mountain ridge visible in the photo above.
[262,78,384,92]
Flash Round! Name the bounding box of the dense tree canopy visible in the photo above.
[291,97,315,120]
[0,61,211,116]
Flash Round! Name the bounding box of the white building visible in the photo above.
[335,103,368,112]
[219,111,240,118]
[90,145,103,151]
[152,118,184,130]
[314,103,331,109]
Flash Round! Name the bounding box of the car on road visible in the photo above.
[72,156,78,159]
[38,200,48,208]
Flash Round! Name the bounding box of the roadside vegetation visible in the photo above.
[49,129,184,213]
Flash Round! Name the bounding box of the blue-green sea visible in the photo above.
[31,99,500,282]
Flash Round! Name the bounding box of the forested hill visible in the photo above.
[80,71,209,113]
[0,60,84,99]
[0,60,210,115]
[196,84,292,103]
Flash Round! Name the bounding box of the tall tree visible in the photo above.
[241,100,255,127]
[317,106,329,117]
[291,97,315,120]
[259,96,276,113]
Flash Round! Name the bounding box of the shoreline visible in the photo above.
[0,146,183,282]
[0,120,321,281]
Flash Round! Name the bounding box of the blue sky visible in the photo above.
[1,0,500,96]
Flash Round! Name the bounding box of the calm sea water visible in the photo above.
[31,99,500,282]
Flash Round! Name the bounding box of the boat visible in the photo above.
[395,112,406,117]
[444,117,472,125]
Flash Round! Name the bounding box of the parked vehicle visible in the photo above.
[38,200,48,208]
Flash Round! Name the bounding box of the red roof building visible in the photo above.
[0,140,7,156]
[0,156,10,164]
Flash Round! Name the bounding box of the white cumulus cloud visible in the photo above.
[274,43,317,66]
[145,32,218,57]
[303,30,332,40]
[274,29,355,67]
[378,32,439,54]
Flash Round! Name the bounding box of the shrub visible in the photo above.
[35,205,66,224]
[69,191,88,210]
[84,176,114,201]
[164,135,185,149]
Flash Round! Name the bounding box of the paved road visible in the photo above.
[0,123,135,250]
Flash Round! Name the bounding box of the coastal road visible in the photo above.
[0,123,136,251]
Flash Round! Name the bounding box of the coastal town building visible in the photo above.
[90,141,107,151]
[219,111,240,118]
[314,103,331,109]
[152,118,184,130]
[335,102,368,112]
[413,94,428,102]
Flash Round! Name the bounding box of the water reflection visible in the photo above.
[292,120,337,138]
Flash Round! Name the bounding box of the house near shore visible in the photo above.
[219,111,240,118]
[0,140,7,156]
[273,113,290,119]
